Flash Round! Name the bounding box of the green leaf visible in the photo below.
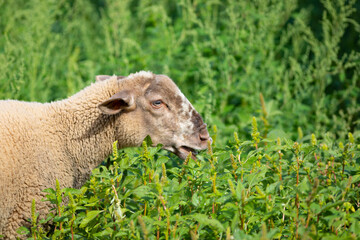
[318,201,345,214]
[132,185,151,198]
[192,192,200,207]
[185,214,224,232]
[350,219,360,234]
[310,203,321,214]
[235,180,245,201]
[267,129,290,140]
[42,188,56,194]
[80,210,103,228]
[93,228,113,237]
[298,177,310,194]
[16,226,29,235]
[351,174,360,184]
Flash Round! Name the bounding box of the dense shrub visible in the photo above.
[22,118,360,239]
[0,0,359,142]
[0,0,359,239]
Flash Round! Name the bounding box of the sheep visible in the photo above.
[0,71,211,239]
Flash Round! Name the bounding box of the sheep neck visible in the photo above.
[49,79,121,188]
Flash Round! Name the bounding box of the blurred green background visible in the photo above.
[0,0,359,144]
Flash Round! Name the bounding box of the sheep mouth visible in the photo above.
[175,146,198,160]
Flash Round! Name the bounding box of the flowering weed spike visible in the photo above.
[154,173,163,195]
[293,142,300,155]
[226,227,231,240]
[298,127,303,139]
[234,132,240,146]
[321,143,328,150]
[311,134,317,146]
[68,192,75,214]
[228,179,236,197]
[348,132,354,144]
[112,140,118,159]
[31,199,38,239]
[161,163,167,184]
[230,154,238,181]
[207,140,213,156]
[251,117,260,148]
[179,152,191,183]
[138,215,149,240]
[207,140,216,167]
[31,199,36,227]
[261,223,268,240]
[259,92,268,118]
[259,93,270,138]
[142,140,149,160]
[212,125,217,146]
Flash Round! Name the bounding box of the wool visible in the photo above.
[0,72,210,239]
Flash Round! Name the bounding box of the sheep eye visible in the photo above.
[151,100,163,109]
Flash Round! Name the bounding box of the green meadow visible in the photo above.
[1,0,360,239]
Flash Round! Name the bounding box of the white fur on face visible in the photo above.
[175,89,198,142]
[127,71,154,80]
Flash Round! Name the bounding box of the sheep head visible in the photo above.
[97,71,211,159]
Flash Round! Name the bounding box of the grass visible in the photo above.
[0,0,359,239]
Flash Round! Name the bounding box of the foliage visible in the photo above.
[24,117,360,239]
[0,0,359,143]
[1,0,360,239]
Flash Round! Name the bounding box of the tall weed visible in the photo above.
[0,0,358,143]
[24,118,360,239]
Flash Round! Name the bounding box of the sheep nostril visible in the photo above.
[200,136,208,141]
[198,124,210,142]
[199,131,210,142]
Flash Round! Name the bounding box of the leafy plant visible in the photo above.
[0,0,359,143]
[23,116,360,239]
[1,0,359,239]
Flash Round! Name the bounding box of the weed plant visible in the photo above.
[1,0,360,239]
[21,116,360,239]
[0,0,359,142]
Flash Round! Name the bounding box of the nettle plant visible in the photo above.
[22,118,360,240]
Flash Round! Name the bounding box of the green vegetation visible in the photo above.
[0,0,359,239]
[20,122,360,239]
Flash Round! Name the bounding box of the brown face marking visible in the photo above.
[173,95,183,110]
[184,111,190,119]
[145,77,186,112]
[191,109,204,131]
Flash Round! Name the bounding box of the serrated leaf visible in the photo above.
[16,226,29,235]
[319,201,345,214]
[192,192,200,207]
[185,213,224,232]
[80,210,103,228]
[132,185,151,198]
[298,177,310,194]
[93,228,113,237]
[42,188,56,194]
[235,180,245,201]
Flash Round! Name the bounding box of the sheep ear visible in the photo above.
[96,75,112,82]
[98,90,135,115]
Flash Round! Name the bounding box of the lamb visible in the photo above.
[0,71,210,239]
